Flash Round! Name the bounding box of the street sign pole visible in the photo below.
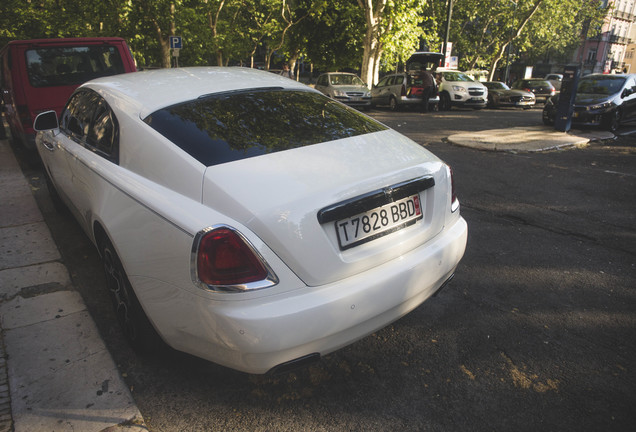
[170,36,183,68]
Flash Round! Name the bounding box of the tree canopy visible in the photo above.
[0,0,608,84]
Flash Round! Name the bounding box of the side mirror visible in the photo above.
[33,110,59,131]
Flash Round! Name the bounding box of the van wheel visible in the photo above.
[99,236,164,354]
[439,93,451,111]
[389,96,399,111]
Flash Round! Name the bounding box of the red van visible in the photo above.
[0,37,136,149]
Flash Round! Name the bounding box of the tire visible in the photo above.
[389,96,399,111]
[604,109,621,133]
[487,95,497,109]
[99,236,164,354]
[439,92,451,111]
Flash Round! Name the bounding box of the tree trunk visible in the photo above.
[358,0,387,87]
[487,0,544,81]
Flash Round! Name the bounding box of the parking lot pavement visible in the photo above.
[0,118,627,432]
[0,138,148,432]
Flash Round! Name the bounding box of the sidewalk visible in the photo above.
[0,139,147,432]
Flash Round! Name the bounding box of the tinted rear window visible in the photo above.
[144,89,388,167]
[25,46,125,87]
[523,80,550,88]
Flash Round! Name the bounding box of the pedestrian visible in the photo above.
[420,65,437,112]
[280,64,294,80]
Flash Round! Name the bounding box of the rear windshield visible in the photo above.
[144,89,388,167]
[522,80,550,88]
[25,46,125,87]
[329,74,365,86]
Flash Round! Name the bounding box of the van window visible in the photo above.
[25,46,125,88]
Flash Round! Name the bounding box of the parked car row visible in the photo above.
[312,52,555,114]
[543,73,636,132]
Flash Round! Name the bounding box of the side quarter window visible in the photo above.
[60,90,98,139]
[87,99,119,163]
[60,89,119,164]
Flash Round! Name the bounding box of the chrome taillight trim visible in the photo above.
[191,224,279,293]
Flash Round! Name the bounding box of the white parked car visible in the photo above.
[437,70,488,110]
[34,67,467,374]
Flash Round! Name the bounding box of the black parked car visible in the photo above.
[542,73,636,132]
[511,78,555,103]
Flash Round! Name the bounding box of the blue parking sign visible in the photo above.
[170,36,182,49]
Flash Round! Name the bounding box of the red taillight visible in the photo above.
[196,228,268,286]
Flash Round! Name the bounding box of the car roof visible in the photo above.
[582,73,631,79]
[5,37,126,47]
[83,67,312,118]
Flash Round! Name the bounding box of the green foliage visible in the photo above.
[0,0,611,77]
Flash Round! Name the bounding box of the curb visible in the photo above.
[447,125,615,152]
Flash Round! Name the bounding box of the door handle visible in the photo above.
[42,140,56,151]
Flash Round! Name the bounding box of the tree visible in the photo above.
[431,0,609,81]
[357,0,427,86]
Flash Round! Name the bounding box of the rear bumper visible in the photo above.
[148,216,468,374]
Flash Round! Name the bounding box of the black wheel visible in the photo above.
[100,236,163,354]
[389,96,399,111]
[439,92,451,111]
[487,95,497,108]
[604,109,621,133]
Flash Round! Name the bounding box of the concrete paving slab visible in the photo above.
[0,290,85,329]
[0,222,60,270]
[0,262,71,301]
[3,292,142,432]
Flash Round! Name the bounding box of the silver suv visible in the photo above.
[370,72,439,111]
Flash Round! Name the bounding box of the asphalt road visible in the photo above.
[14,106,636,431]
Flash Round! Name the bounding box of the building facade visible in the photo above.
[574,0,636,74]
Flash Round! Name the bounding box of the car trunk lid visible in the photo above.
[201,129,450,286]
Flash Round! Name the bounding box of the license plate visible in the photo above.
[335,194,422,250]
